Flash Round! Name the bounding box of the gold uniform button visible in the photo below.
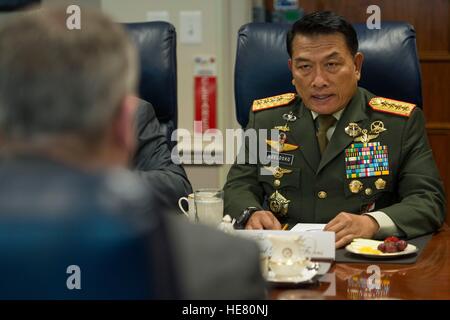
[318,191,327,199]
[274,179,281,187]
[365,188,373,196]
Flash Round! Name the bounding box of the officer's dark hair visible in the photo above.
[286,11,358,57]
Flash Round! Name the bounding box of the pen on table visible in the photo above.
[281,224,289,231]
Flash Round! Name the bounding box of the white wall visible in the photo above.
[43,0,100,8]
[102,0,219,136]
[0,0,100,25]
[102,0,252,190]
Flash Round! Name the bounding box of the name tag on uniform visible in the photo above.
[265,152,294,166]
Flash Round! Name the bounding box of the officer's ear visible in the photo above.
[354,52,364,81]
[288,58,293,72]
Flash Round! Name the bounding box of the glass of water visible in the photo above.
[194,188,224,227]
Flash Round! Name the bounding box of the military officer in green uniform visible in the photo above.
[223,11,446,248]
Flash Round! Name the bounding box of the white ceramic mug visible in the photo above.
[178,193,195,222]
[194,188,224,227]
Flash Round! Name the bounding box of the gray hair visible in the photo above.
[0,7,138,140]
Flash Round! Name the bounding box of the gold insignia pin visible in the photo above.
[273,111,297,132]
[266,136,298,153]
[266,140,299,152]
[374,178,387,190]
[269,190,290,216]
[274,125,290,132]
[347,120,387,142]
[264,166,293,179]
[370,120,387,134]
[349,180,363,194]
[354,129,379,143]
[345,123,362,138]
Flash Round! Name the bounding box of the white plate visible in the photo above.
[345,239,418,258]
[265,262,319,284]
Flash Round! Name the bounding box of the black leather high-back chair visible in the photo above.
[125,22,177,142]
[234,22,423,127]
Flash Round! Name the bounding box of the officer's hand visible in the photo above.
[324,212,379,248]
[245,211,282,230]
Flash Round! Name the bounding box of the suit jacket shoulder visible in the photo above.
[134,98,192,210]
[165,215,266,299]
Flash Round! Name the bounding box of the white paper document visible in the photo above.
[290,223,326,233]
[234,229,335,260]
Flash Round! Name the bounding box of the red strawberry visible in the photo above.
[377,243,386,253]
[384,236,400,243]
[396,240,408,251]
[384,242,398,253]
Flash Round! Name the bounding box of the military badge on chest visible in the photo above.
[265,111,298,166]
[344,121,389,194]
[345,121,386,143]
[266,112,299,153]
[263,166,292,217]
[266,132,298,153]
[264,112,299,217]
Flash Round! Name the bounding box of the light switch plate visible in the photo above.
[179,11,202,44]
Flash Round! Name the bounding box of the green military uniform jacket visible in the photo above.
[224,87,446,238]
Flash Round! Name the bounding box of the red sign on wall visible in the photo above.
[194,75,217,132]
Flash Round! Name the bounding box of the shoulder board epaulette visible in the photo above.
[369,97,416,117]
[252,93,296,112]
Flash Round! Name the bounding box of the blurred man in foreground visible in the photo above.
[0,7,265,299]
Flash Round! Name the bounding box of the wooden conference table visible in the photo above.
[270,225,450,300]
